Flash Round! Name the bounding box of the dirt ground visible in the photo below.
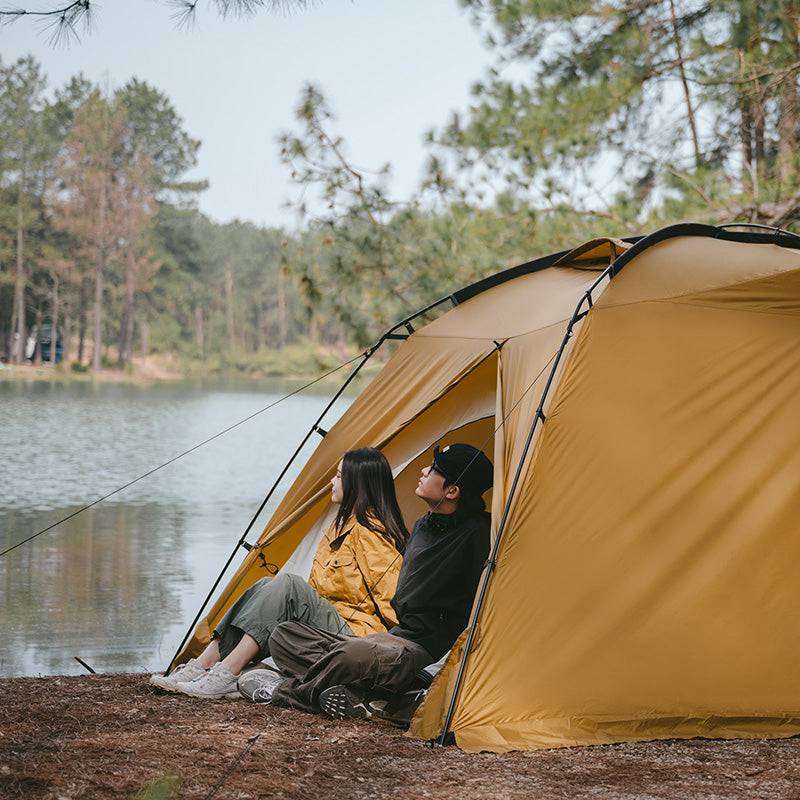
[3,674,800,800]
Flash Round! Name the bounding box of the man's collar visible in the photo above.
[423,507,468,532]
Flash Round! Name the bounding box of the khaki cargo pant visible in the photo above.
[269,620,433,715]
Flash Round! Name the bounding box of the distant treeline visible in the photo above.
[2,2,799,373]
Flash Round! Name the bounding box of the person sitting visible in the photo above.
[149,447,407,699]
[236,443,493,718]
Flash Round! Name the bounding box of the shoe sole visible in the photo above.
[318,685,371,720]
[175,684,240,700]
[149,675,200,694]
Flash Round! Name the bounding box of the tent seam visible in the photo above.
[416,317,574,342]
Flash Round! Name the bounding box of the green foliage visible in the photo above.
[133,774,179,800]
[3,7,800,377]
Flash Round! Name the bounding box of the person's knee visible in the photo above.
[270,572,305,594]
[334,636,377,670]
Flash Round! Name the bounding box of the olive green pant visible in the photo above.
[214,573,352,661]
[269,620,433,714]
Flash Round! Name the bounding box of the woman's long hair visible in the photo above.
[334,448,409,552]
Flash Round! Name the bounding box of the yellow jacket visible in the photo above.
[308,515,402,636]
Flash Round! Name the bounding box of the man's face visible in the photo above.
[415,463,458,508]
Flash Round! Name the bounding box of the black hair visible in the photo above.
[334,448,409,552]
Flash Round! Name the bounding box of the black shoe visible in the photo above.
[370,688,427,728]
[318,685,372,720]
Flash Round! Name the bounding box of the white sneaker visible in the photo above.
[176,662,239,699]
[237,668,284,704]
[149,658,206,693]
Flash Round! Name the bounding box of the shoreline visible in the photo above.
[0,352,384,389]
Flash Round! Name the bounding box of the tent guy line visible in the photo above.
[0,352,365,560]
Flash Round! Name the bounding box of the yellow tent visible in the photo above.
[174,223,800,753]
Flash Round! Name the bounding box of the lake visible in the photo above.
[0,378,352,677]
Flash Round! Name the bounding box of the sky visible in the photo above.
[2,1,495,228]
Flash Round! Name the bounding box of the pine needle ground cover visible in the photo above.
[2,674,799,799]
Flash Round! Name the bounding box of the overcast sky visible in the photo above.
[2,1,493,228]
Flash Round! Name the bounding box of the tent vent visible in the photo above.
[313,425,328,438]
[241,541,254,551]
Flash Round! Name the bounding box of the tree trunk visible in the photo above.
[668,0,701,168]
[257,304,268,351]
[224,261,236,352]
[749,0,765,191]
[194,305,205,358]
[92,180,107,372]
[50,276,59,365]
[118,252,136,369]
[33,307,43,366]
[11,197,26,364]
[92,258,104,371]
[78,276,87,364]
[777,2,800,187]
[277,268,288,349]
[63,311,72,364]
[737,51,754,192]
[140,319,150,362]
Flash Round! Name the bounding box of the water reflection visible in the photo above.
[0,502,191,675]
[0,379,351,676]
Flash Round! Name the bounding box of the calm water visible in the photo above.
[0,379,352,677]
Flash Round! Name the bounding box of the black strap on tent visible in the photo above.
[435,265,613,746]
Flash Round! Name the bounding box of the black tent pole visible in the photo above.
[436,267,612,746]
[164,346,378,674]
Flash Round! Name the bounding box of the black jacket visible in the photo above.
[389,507,490,660]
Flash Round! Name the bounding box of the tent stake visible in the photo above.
[436,266,612,746]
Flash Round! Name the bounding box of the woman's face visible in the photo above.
[331,460,344,504]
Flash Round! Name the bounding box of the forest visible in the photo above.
[2,0,799,377]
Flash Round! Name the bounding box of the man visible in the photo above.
[237,442,493,719]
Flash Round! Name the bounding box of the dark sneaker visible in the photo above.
[370,688,427,727]
[318,685,372,720]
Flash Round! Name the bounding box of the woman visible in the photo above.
[150,447,407,699]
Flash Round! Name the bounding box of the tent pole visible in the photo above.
[164,345,379,674]
[436,267,612,746]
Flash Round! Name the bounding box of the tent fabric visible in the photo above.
[182,225,800,757]
[411,234,800,751]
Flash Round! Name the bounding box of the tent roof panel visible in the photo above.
[598,234,800,308]
[416,266,600,341]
